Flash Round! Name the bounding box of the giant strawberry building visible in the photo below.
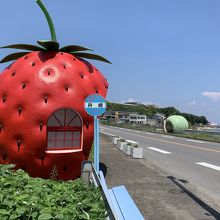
[0,0,110,180]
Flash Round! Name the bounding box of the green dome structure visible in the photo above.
[164,115,188,133]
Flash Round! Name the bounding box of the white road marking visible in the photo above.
[162,135,174,139]
[147,147,172,154]
[185,139,205,144]
[134,130,141,133]
[100,128,104,131]
[196,162,220,171]
[146,132,155,136]
[100,126,220,153]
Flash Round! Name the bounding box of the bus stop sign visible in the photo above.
[84,94,106,172]
[84,94,106,117]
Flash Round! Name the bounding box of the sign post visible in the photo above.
[84,94,106,172]
[94,116,99,171]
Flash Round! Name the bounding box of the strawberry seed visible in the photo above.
[86,122,89,129]
[18,106,22,115]
[0,124,3,134]
[40,121,43,131]
[2,96,7,103]
[22,83,27,89]
[17,139,21,147]
[65,85,69,92]
[2,153,6,160]
[44,96,48,103]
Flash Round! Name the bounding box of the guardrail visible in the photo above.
[81,161,144,220]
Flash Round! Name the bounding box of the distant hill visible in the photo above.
[107,102,209,126]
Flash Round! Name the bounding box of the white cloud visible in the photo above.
[201,91,220,101]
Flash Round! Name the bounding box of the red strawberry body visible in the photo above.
[0,51,108,180]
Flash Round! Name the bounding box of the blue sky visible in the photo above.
[0,0,220,123]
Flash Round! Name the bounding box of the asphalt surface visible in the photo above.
[100,125,220,212]
[99,133,220,220]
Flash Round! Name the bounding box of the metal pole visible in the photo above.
[94,116,97,171]
[94,116,100,171]
[96,117,100,171]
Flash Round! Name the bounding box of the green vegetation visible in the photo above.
[174,113,208,126]
[0,164,106,220]
[107,102,157,116]
[173,131,220,143]
[102,120,160,133]
[107,102,209,126]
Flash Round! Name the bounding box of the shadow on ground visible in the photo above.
[168,176,220,220]
[99,162,108,177]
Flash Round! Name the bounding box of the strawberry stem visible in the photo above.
[36,0,57,42]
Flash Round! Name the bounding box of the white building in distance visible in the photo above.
[129,114,147,124]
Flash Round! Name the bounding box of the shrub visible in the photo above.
[120,139,126,142]
[132,144,139,148]
[0,164,107,220]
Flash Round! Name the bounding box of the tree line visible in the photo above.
[107,102,209,126]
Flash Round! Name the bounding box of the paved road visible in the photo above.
[100,125,220,210]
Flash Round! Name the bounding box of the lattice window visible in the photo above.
[47,109,82,150]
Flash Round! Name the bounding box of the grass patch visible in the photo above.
[0,164,107,220]
[173,132,220,143]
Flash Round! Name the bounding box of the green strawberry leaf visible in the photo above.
[37,40,59,51]
[8,213,19,220]
[72,52,112,64]
[0,52,29,63]
[0,44,45,51]
[0,209,10,215]
[31,212,38,219]
[38,213,53,220]
[60,45,93,52]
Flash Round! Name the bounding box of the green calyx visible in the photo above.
[0,0,111,64]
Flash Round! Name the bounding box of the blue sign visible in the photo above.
[84,94,106,171]
[84,94,107,117]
